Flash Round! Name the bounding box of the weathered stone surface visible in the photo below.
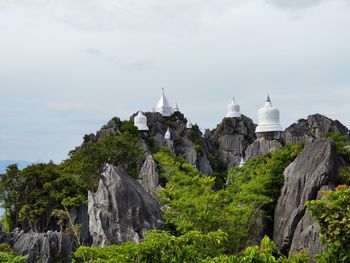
[139,155,159,194]
[69,204,91,246]
[11,229,73,263]
[283,114,349,145]
[273,139,338,255]
[245,137,283,160]
[88,165,163,247]
[209,116,256,168]
[289,185,333,259]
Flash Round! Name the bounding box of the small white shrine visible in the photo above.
[186,119,193,129]
[226,98,241,118]
[164,128,171,140]
[134,111,149,131]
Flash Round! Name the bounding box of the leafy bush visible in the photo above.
[307,185,350,262]
[0,243,27,263]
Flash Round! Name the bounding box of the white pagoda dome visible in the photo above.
[226,98,241,118]
[164,128,171,140]
[154,89,173,117]
[255,95,282,133]
[186,119,193,129]
[134,111,149,131]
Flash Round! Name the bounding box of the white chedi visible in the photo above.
[226,98,241,118]
[255,95,283,133]
[238,156,245,168]
[186,119,193,129]
[173,102,179,112]
[134,111,149,131]
[164,128,171,140]
[154,89,173,117]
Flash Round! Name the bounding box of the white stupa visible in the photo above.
[164,128,171,140]
[173,102,179,112]
[154,89,173,117]
[186,119,193,129]
[134,111,149,131]
[238,156,245,168]
[226,98,241,118]
[255,95,283,134]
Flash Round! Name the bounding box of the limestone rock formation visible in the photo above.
[88,165,163,247]
[273,139,338,257]
[245,137,283,160]
[11,229,73,263]
[283,114,349,145]
[139,155,159,194]
[209,116,256,168]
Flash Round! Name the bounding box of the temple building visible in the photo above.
[134,111,149,131]
[255,95,282,139]
[226,98,241,118]
[154,89,173,117]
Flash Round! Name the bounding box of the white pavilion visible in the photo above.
[154,89,174,117]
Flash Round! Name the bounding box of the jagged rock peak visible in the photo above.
[88,164,163,247]
[283,113,349,145]
[209,115,256,168]
[273,138,339,258]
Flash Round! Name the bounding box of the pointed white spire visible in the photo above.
[134,111,149,131]
[164,128,171,140]
[154,88,173,117]
[186,119,193,129]
[226,97,241,118]
[173,102,179,112]
[239,156,245,168]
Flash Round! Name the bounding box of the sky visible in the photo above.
[0,0,349,163]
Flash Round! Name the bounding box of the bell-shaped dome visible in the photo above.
[186,119,193,129]
[173,102,179,112]
[226,98,241,118]
[164,128,171,140]
[134,111,149,131]
[255,95,282,133]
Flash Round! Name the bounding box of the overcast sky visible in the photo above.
[0,0,349,162]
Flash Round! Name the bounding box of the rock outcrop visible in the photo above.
[88,165,163,247]
[283,114,349,145]
[209,116,256,168]
[245,137,283,160]
[273,139,338,258]
[11,229,73,263]
[139,155,159,194]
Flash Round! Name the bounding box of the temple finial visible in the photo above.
[233,97,235,103]
[162,88,165,95]
[267,93,271,102]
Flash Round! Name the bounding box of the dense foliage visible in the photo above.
[0,121,143,232]
[72,144,303,261]
[73,230,227,263]
[307,185,350,262]
[0,243,27,263]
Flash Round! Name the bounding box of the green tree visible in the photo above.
[307,185,350,262]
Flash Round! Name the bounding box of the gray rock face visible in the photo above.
[69,205,91,246]
[88,165,163,247]
[139,155,159,194]
[245,137,283,160]
[11,229,73,263]
[209,116,256,168]
[273,139,338,256]
[283,114,349,145]
[144,111,213,175]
